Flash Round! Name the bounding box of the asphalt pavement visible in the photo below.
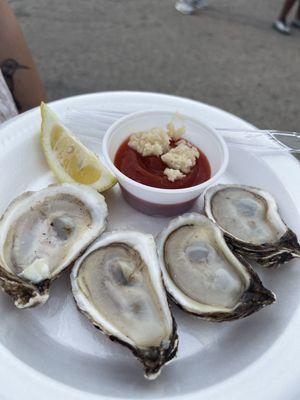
[8,0,300,132]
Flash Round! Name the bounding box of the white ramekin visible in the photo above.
[103,110,228,216]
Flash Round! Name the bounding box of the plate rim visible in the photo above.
[0,90,299,400]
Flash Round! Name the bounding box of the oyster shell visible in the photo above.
[205,184,300,268]
[0,183,107,308]
[157,213,275,321]
[71,230,178,380]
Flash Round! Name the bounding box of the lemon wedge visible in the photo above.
[40,102,117,192]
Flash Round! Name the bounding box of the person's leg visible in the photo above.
[278,0,297,22]
[273,0,297,34]
[291,0,300,26]
[297,0,300,18]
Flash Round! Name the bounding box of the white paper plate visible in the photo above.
[0,92,299,400]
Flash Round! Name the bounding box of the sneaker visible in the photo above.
[175,1,195,15]
[273,20,291,35]
[292,19,300,28]
[193,0,207,9]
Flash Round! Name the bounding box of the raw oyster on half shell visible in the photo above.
[0,183,107,308]
[205,184,300,268]
[71,230,178,380]
[157,213,275,321]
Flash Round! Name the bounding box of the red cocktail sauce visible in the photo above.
[114,138,211,189]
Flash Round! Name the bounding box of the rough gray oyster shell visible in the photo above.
[71,230,178,380]
[157,213,275,321]
[205,184,300,268]
[0,183,107,308]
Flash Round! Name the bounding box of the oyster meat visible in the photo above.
[157,213,275,321]
[205,184,300,268]
[0,183,107,308]
[71,230,178,380]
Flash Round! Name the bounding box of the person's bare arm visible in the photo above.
[0,0,46,112]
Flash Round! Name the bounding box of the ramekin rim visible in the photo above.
[102,110,229,195]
